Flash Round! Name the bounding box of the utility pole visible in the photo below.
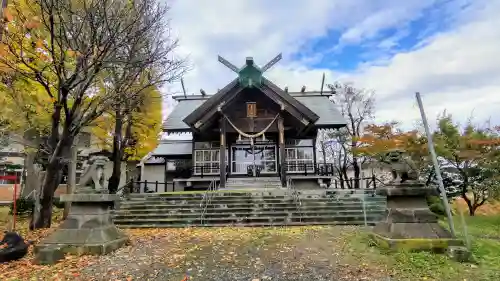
[415,92,456,237]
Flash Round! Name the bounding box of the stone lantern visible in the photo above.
[34,148,128,264]
[370,149,462,252]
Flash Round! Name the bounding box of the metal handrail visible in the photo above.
[287,178,302,222]
[200,179,218,225]
[116,183,129,200]
[361,194,368,227]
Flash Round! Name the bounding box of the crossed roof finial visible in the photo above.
[217,54,282,88]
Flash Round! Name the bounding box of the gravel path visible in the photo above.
[80,226,388,281]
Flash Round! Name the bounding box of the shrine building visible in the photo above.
[139,55,347,192]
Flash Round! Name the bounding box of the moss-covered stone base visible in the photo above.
[369,231,463,252]
[33,197,129,265]
[370,185,463,252]
[34,237,129,265]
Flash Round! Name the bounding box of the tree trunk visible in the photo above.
[108,156,122,194]
[352,156,360,189]
[320,141,327,166]
[461,192,475,216]
[459,174,475,216]
[30,104,65,229]
[108,110,123,194]
[341,165,349,189]
[29,160,62,229]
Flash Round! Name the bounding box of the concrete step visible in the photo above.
[114,204,386,214]
[115,221,375,228]
[125,190,284,199]
[121,196,385,204]
[226,181,282,184]
[125,191,385,198]
[125,195,292,202]
[124,190,383,200]
[113,214,383,225]
[113,210,385,220]
[227,177,281,182]
[118,201,385,210]
[117,204,386,212]
[114,187,387,228]
[126,194,309,200]
[227,182,282,185]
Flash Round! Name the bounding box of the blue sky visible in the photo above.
[296,13,441,71]
[166,0,500,130]
[299,0,466,72]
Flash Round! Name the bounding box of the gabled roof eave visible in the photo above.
[182,79,240,127]
[261,78,320,123]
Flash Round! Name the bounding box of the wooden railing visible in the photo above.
[326,175,378,189]
[131,181,176,193]
[282,163,335,176]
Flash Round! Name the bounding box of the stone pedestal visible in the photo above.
[370,182,462,252]
[34,191,128,264]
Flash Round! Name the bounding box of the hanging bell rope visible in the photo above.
[223,113,279,139]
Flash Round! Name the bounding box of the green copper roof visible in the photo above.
[238,57,262,87]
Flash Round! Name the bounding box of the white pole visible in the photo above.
[459,207,471,249]
[415,92,456,237]
[362,195,368,227]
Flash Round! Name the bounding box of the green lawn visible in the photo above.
[343,214,500,281]
[449,214,500,239]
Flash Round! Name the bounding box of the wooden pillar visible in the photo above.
[219,118,226,188]
[278,116,286,187]
[163,157,168,192]
[313,135,317,175]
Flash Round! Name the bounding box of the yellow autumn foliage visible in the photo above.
[1,1,53,69]
[0,77,53,138]
[91,87,163,161]
[0,1,59,139]
[1,0,164,157]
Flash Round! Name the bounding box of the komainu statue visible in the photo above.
[77,155,110,192]
[381,149,419,184]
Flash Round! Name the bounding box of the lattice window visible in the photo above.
[193,149,228,175]
[285,147,314,173]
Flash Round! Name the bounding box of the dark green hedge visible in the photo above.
[9,197,65,215]
[427,195,446,216]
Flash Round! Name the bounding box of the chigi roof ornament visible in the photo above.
[217,53,282,88]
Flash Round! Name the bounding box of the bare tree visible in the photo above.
[316,129,346,188]
[104,1,188,193]
[327,82,375,188]
[316,129,333,166]
[0,0,170,228]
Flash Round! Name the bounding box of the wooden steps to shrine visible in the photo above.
[112,190,387,228]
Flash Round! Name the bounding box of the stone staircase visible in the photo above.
[113,189,387,228]
[226,177,283,189]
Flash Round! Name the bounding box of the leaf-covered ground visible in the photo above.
[1,206,499,281]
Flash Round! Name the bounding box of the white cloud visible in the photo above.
[347,0,500,128]
[164,0,500,130]
[338,0,437,44]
